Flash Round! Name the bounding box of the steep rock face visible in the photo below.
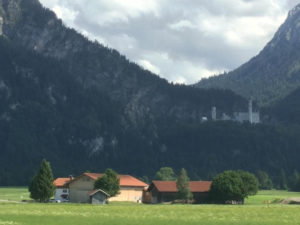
[196,4,300,106]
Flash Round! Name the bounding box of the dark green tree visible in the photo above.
[288,170,300,191]
[28,159,55,202]
[238,170,258,197]
[210,170,258,204]
[176,168,193,201]
[155,167,176,181]
[294,178,300,192]
[278,169,288,190]
[94,169,120,197]
[256,170,273,190]
[210,170,244,203]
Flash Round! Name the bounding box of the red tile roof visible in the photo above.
[72,173,148,187]
[150,181,212,193]
[53,178,72,188]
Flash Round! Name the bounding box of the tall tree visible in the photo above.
[288,170,300,191]
[278,169,288,190]
[294,178,300,192]
[176,168,193,201]
[256,170,273,190]
[28,159,55,202]
[155,167,176,181]
[94,169,120,197]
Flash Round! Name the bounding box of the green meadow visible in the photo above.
[0,188,300,225]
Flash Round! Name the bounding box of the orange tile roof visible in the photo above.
[53,178,72,188]
[118,175,148,187]
[81,173,148,187]
[150,181,212,193]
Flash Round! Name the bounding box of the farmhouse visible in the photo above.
[53,176,73,201]
[67,173,148,203]
[147,181,212,204]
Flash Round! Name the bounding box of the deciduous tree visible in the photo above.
[155,167,176,181]
[210,170,258,204]
[94,169,120,197]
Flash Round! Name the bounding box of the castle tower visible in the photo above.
[212,107,217,121]
[249,99,253,124]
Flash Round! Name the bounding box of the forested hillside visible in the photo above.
[266,87,300,125]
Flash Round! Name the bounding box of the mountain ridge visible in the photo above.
[196,3,300,106]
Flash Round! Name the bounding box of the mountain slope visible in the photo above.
[267,87,300,125]
[0,0,252,184]
[0,0,247,121]
[196,4,300,106]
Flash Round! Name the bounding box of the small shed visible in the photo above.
[89,189,110,205]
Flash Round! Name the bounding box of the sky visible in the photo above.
[39,0,300,84]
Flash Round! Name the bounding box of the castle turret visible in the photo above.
[249,99,253,124]
[212,106,217,121]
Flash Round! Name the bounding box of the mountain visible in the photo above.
[1,0,300,186]
[196,4,300,106]
[267,87,300,125]
[0,0,249,184]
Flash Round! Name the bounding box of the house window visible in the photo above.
[62,189,68,193]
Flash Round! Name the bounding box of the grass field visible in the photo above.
[0,188,300,225]
[0,187,30,202]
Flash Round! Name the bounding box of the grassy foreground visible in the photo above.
[0,188,300,225]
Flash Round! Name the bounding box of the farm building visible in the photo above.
[53,176,73,201]
[67,173,148,203]
[89,189,110,204]
[147,181,212,204]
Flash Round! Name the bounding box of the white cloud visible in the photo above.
[39,0,300,84]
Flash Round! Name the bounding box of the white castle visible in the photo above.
[212,100,260,124]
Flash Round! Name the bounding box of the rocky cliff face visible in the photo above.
[196,4,300,106]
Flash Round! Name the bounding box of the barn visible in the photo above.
[147,180,212,204]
